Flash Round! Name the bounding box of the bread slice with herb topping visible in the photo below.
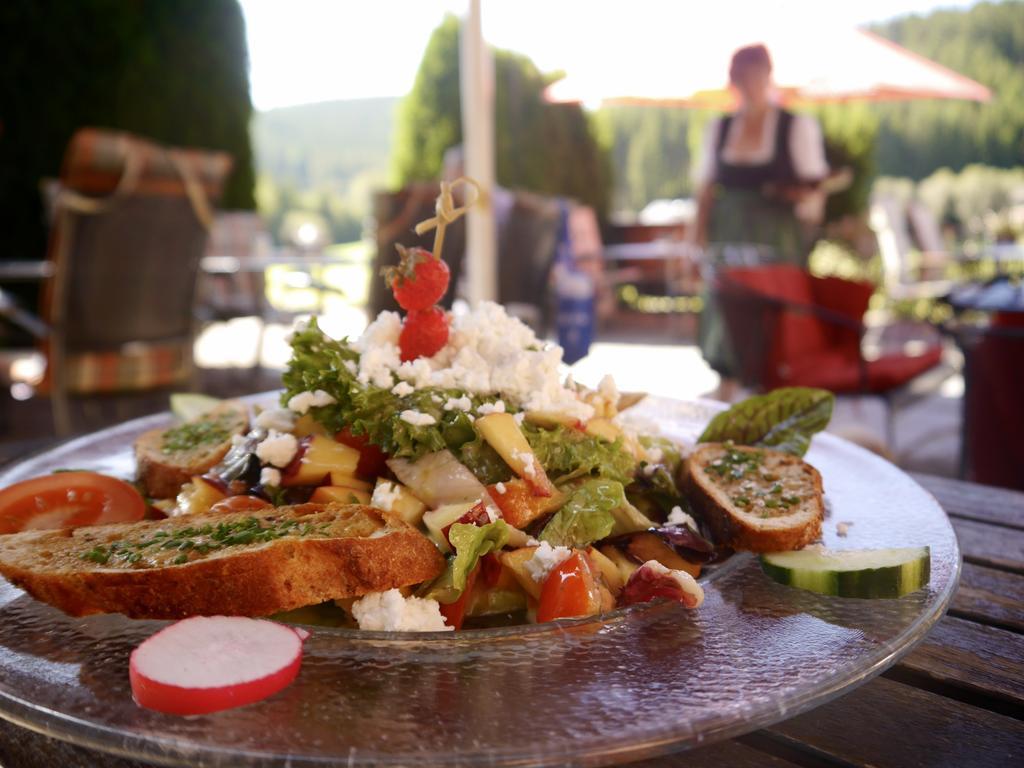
[135,400,250,499]
[685,443,824,553]
[0,503,445,619]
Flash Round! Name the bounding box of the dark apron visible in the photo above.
[699,109,805,377]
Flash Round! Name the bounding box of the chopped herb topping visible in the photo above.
[161,417,232,454]
[78,516,330,567]
[708,446,763,480]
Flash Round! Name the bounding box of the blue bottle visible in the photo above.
[554,201,595,365]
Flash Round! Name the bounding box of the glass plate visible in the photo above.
[0,394,960,767]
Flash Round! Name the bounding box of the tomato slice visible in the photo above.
[439,565,479,630]
[537,551,603,623]
[335,428,389,479]
[209,495,273,514]
[0,472,146,534]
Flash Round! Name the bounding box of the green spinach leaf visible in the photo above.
[698,387,834,457]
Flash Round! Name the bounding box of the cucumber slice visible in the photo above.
[170,393,221,422]
[760,546,930,598]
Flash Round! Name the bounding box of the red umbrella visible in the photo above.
[545,24,990,107]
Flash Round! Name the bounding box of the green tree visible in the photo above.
[0,0,255,273]
[870,1,1024,178]
[392,15,610,215]
[595,106,695,212]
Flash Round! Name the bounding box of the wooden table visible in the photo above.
[0,473,1021,767]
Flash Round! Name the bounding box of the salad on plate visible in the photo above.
[0,183,930,641]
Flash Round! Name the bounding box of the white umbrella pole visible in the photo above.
[459,0,497,303]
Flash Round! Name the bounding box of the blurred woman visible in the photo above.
[692,44,829,385]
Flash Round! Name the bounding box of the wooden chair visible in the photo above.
[0,128,231,435]
[715,263,949,448]
[870,197,954,302]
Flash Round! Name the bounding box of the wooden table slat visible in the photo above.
[914,473,1024,529]
[635,739,807,768]
[889,614,1024,710]
[951,517,1024,573]
[761,676,1024,768]
[951,561,1024,632]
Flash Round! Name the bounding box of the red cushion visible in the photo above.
[773,346,942,393]
[810,275,874,356]
[724,265,830,365]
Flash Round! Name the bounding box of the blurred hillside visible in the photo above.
[252,97,397,242]
[250,1,1023,236]
[253,97,396,193]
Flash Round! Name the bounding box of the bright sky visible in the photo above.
[240,0,976,111]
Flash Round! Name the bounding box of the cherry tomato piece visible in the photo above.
[389,247,450,311]
[334,428,389,479]
[439,565,479,630]
[0,472,146,534]
[209,495,273,514]
[479,552,504,588]
[399,307,449,362]
[537,551,603,623]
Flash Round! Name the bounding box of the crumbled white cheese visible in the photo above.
[836,521,853,537]
[512,448,536,477]
[353,311,405,388]
[254,407,296,433]
[478,400,506,416]
[350,301,594,421]
[391,381,415,397]
[371,481,402,512]
[598,374,619,404]
[350,589,453,632]
[484,503,499,523]
[513,412,526,425]
[494,482,507,495]
[287,389,337,415]
[255,430,298,468]
[667,506,697,529]
[399,410,437,427]
[431,394,443,404]
[260,467,282,487]
[343,359,358,375]
[443,395,473,412]
[642,463,658,477]
[525,541,573,582]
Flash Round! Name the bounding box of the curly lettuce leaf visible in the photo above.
[698,387,834,457]
[281,320,490,461]
[627,436,687,519]
[425,521,510,604]
[539,479,625,548]
[524,424,637,484]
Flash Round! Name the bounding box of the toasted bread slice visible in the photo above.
[686,443,824,553]
[136,400,249,498]
[0,503,444,619]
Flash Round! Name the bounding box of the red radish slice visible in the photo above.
[129,616,306,716]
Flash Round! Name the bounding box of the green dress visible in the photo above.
[698,110,806,377]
